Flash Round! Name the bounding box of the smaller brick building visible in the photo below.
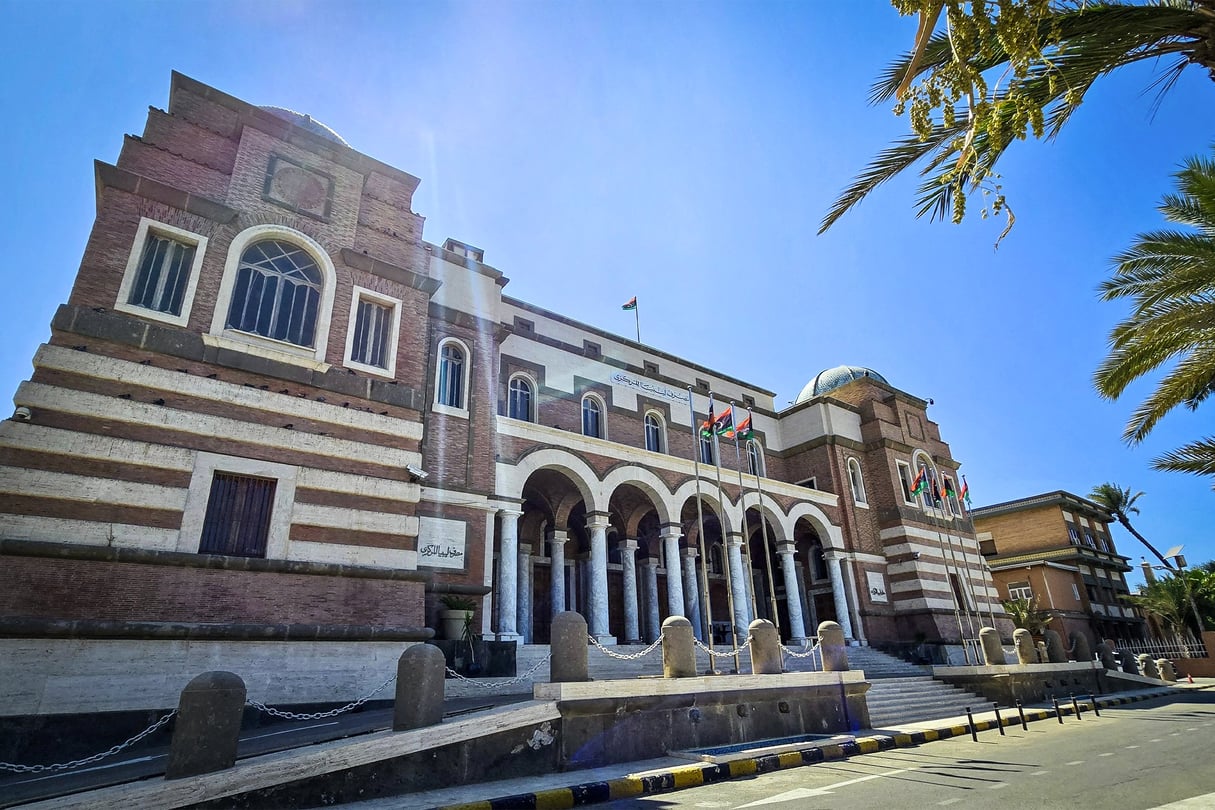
[973,491,1145,646]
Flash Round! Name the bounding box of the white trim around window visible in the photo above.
[643,410,666,454]
[433,336,471,419]
[507,372,536,422]
[115,217,208,328]
[342,285,402,378]
[581,393,607,440]
[896,460,917,506]
[847,457,868,507]
[178,452,297,559]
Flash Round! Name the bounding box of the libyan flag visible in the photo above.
[701,406,733,438]
[725,415,753,441]
[621,296,637,310]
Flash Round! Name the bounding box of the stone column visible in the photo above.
[777,542,807,645]
[681,546,703,641]
[586,513,616,644]
[824,551,855,641]
[726,533,750,637]
[740,544,757,620]
[620,538,641,644]
[516,542,533,644]
[549,529,567,616]
[642,556,661,642]
[496,508,522,643]
[660,525,685,619]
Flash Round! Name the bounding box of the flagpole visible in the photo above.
[941,475,985,650]
[708,399,742,673]
[730,403,773,632]
[959,477,1000,631]
[634,301,640,344]
[919,464,972,665]
[688,389,717,672]
[937,503,981,660]
[746,408,783,638]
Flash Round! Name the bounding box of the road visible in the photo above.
[603,692,1215,809]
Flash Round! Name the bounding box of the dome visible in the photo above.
[795,365,889,403]
[259,106,349,147]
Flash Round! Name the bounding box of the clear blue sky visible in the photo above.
[2,1,1211,583]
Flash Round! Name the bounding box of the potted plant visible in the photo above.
[438,594,477,641]
[461,612,483,676]
[1001,597,1053,638]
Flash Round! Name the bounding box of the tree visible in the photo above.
[1001,596,1053,635]
[820,0,1215,239]
[1094,153,1215,483]
[1125,568,1213,637]
[1088,482,1175,570]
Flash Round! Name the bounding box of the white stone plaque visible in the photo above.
[866,571,888,603]
[417,517,467,570]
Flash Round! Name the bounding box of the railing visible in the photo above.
[1116,635,1208,660]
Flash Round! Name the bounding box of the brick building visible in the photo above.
[972,491,1146,646]
[0,74,1003,709]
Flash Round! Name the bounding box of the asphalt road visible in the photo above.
[602,692,1215,809]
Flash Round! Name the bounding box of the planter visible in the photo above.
[430,640,518,678]
[439,609,474,641]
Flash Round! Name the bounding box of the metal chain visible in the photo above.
[444,653,552,689]
[587,635,663,660]
[781,641,822,659]
[0,710,177,774]
[247,672,397,721]
[694,636,752,658]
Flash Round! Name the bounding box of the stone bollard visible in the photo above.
[1095,641,1118,670]
[1044,630,1068,664]
[748,619,782,675]
[165,671,246,779]
[1157,659,1178,682]
[1069,631,1092,664]
[1013,629,1037,665]
[662,616,697,677]
[550,611,590,683]
[818,621,849,672]
[980,626,1005,666]
[1138,654,1159,679]
[393,644,445,731]
[1119,649,1139,674]
[1036,641,1049,664]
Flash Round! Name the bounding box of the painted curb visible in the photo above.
[433,688,1182,810]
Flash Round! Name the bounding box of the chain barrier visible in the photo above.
[247,672,397,721]
[694,636,752,659]
[444,653,552,689]
[780,641,822,659]
[0,710,177,774]
[587,635,663,660]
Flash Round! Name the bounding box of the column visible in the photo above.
[777,542,807,645]
[516,543,532,644]
[586,513,616,644]
[642,556,661,642]
[726,533,751,637]
[660,525,685,619]
[740,544,757,619]
[496,509,522,643]
[550,529,567,616]
[681,547,703,641]
[824,551,855,641]
[620,538,641,644]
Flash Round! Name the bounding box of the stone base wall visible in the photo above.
[932,662,1153,705]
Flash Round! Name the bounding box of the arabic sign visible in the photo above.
[611,372,690,403]
[866,571,888,603]
[418,517,467,570]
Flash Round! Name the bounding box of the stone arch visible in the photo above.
[498,447,604,511]
[784,501,844,552]
[601,464,675,528]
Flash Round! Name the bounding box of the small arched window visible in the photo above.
[226,239,322,347]
[747,440,764,477]
[644,413,665,453]
[582,395,604,438]
[437,342,465,408]
[848,458,867,505]
[508,376,533,421]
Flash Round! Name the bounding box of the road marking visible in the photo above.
[939,799,963,806]
[244,721,339,740]
[1151,739,1164,743]
[1187,728,1200,732]
[737,766,922,807]
[990,783,1008,790]
[1032,770,1050,776]
[1099,753,1114,757]
[1126,745,1140,749]
[1066,761,1085,766]
[1148,790,1215,808]
[1170,732,1181,737]
[7,754,164,786]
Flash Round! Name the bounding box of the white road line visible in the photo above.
[244,721,339,740]
[737,766,923,807]
[1151,739,1164,743]
[1032,770,1050,776]
[1148,790,1215,808]
[1170,732,1182,737]
[1099,753,1114,757]
[6,754,163,786]
[939,799,963,806]
[1126,745,1140,749]
[1066,761,1085,766]
[990,783,1009,790]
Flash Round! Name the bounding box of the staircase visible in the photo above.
[463,642,989,729]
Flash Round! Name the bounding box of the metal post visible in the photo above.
[1071,694,1082,721]
[1016,700,1027,731]
[965,707,978,742]
[993,702,1005,736]
[1052,696,1064,724]
[1091,695,1101,717]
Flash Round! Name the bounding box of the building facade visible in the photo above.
[0,74,1002,676]
[973,491,1145,646]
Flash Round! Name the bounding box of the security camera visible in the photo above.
[406,464,429,482]
[12,406,30,422]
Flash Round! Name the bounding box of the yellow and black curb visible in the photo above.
[437,688,1177,810]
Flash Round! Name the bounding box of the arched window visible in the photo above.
[747,440,764,477]
[644,412,665,453]
[811,543,829,581]
[699,433,715,465]
[508,376,533,421]
[226,239,322,347]
[437,342,465,408]
[582,395,604,438]
[847,458,867,505]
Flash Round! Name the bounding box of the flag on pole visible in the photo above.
[621,296,637,310]
[701,406,733,438]
[909,465,928,498]
[960,475,972,509]
[726,413,753,442]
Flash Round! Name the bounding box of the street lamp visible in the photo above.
[1140,547,1204,645]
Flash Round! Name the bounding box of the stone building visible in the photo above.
[972,491,1145,646]
[0,74,1002,707]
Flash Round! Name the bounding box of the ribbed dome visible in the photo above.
[259,106,349,146]
[795,365,889,403]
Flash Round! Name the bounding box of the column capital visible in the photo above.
[619,538,639,551]
[497,507,524,520]
[823,549,847,562]
[659,524,682,540]
[550,528,569,540]
[585,512,611,532]
[776,541,797,556]
[725,532,745,549]
[680,546,698,559]
[518,542,532,555]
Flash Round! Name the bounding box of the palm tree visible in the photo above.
[1088,483,1175,571]
[1093,153,1215,482]
[820,1,1215,236]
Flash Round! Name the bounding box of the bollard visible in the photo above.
[747,619,782,675]
[550,612,590,683]
[394,644,445,731]
[166,671,246,779]
[1091,695,1101,717]
[1013,629,1036,665]
[980,626,1005,666]
[993,702,1005,736]
[1044,630,1067,664]
[1016,700,1028,731]
[818,621,849,672]
[965,707,978,742]
[1069,632,1092,665]
[662,615,698,678]
[1052,696,1064,724]
[1071,694,1082,721]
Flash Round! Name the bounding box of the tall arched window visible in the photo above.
[747,440,764,477]
[582,395,604,438]
[508,376,533,421]
[847,458,867,505]
[226,239,322,347]
[699,433,715,465]
[912,451,939,511]
[644,413,665,453]
[438,343,465,408]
